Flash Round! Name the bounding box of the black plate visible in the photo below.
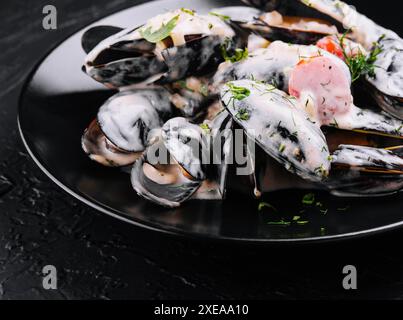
[18,0,403,243]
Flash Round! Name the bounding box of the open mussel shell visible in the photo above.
[221,79,331,182]
[254,13,338,45]
[365,38,403,120]
[82,89,172,167]
[131,141,203,208]
[83,24,169,87]
[83,9,236,88]
[240,0,281,12]
[82,119,143,167]
[131,117,208,208]
[155,35,227,84]
[81,25,124,54]
[328,145,403,196]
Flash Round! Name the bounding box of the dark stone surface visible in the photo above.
[0,0,403,300]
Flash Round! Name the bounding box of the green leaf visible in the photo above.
[258,202,277,212]
[140,15,179,43]
[227,83,250,100]
[221,46,249,63]
[209,11,230,21]
[339,30,384,82]
[267,220,291,227]
[302,193,315,205]
[235,108,250,121]
[181,8,195,15]
[199,123,211,134]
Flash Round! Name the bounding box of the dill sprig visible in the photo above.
[339,30,384,82]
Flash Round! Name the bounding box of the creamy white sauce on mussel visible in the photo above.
[221,79,331,182]
[97,89,172,152]
[297,0,399,49]
[332,144,403,173]
[84,9,235,87]
[162,117,207,181]
[214,41,344,93]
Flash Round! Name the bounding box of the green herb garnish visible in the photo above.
[199,123,211,134]
[209,11,230,21]
[278,144,286,153]
[140,15,179,43]
[227,83,251,100]
[296,220,309,225]
[267,220,291,227]
[302,193,315,205]
[258,202,277,212]
[236,108,250,121]
[339,30,384,82]
[221,46,249,63]
[181,8,195,15]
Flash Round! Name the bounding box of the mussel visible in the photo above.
[215,41,403,139]
[221,79,332,182]
[82,89,172,167]
[221,79,403,195]
[83,9,236,88]
[131,115,232,207]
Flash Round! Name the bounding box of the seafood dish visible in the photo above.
[80,1,403,208]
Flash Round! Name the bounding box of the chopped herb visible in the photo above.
[293,216,301,221]
[199,123,211,134]
[221,44,249,63]
[296,220,309,225]
[315,164,328,177]
[208,22,213,29]
[339,30,384,82]
[302,193,315,205]
[227,83,251,100]
[320,227,326,235]
[267,220,291,227]
[236,108,250,121]
[140,15,179,43]
[209,11,231,21]
[200,84,209,97]
[337,205,350,212]
[258,202,277,212]
[327,155,334,162]
[320,209,328,215]
[181,8,195,15]
[279,143,286,153]
[395,125,403,134]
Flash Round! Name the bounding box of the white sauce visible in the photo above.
[333,145,403,169]
[97,90,171,152]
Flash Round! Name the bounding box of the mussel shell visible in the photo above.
[131,142,202,208]
[221,79,331,182]
[241,0,281,12]
[97,90,172,152]
[161,117,207,181]
[81,25,124,54]
[368,87,403,121]
[87,57,167,88]
[249,18,335,45]
[82,119,142,167]
[155,35,229,84]
[328,145,403,196]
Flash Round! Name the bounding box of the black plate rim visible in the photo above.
[17,1,403,244]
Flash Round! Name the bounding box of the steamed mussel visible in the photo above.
[79,2,403,207]
[83,9,236,88]
[82,89,172,167]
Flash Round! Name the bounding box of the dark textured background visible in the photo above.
[1,0,403,300]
